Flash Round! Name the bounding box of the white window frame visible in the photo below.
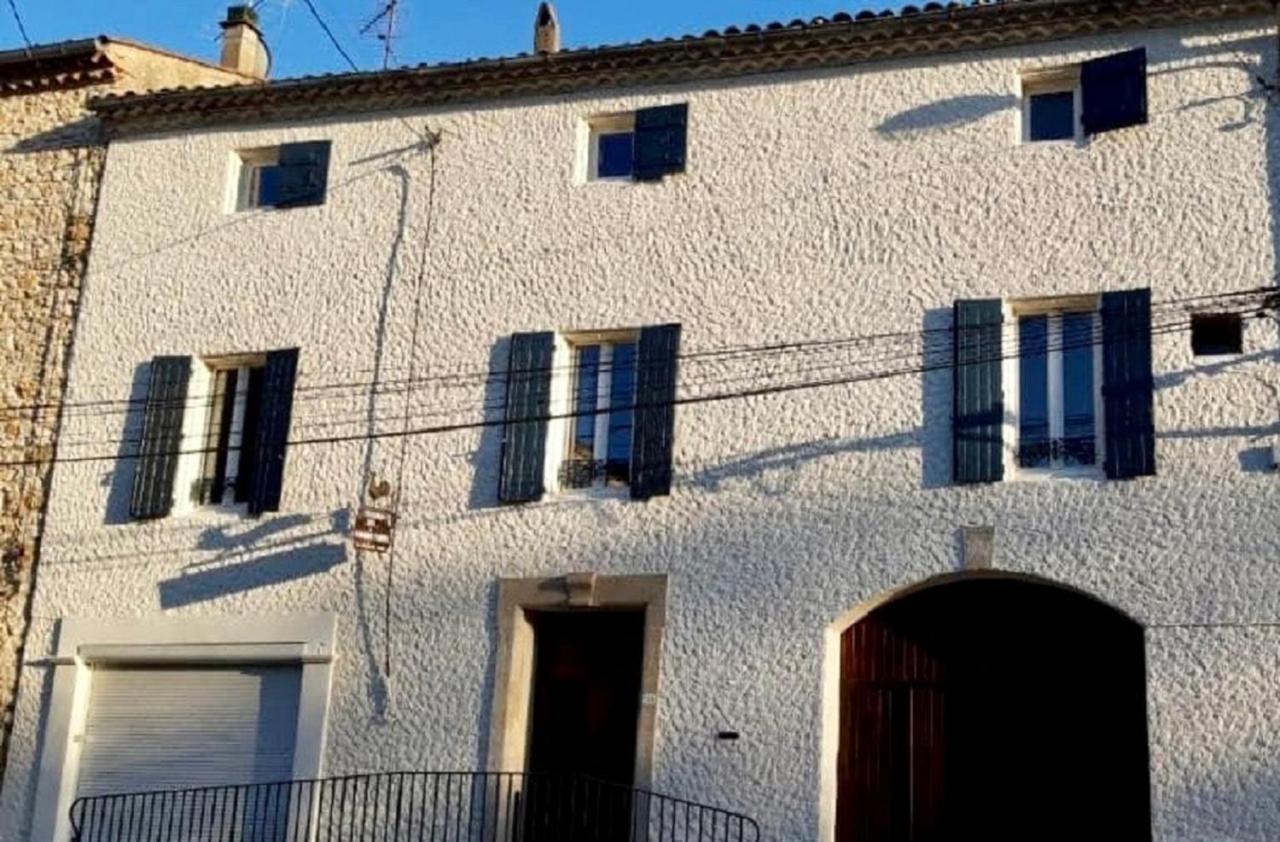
[229,147,282,212]
[578,113,637,184]
[29,613,336,842]
[1002,296,1106,480]
[192,354,266,513]
[1019,65,1083,145]
[542,329,639,496]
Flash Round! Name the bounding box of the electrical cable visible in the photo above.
[6,0,32,54]
[2,299,1264,470]
[4,287,1271,421]
[13,295,1271,453]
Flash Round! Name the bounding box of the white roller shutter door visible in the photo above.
[75,664,302,799]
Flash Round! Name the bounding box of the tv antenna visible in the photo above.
[360,0,401,70]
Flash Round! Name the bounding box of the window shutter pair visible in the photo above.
[633,104,688,182]
[129,349,300,519]
[952,290,1154,484]
[1081,48,1147,136]
[275,141,331,208]
[498,324,681,503]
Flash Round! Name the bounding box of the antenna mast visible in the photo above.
[361,0,401,70]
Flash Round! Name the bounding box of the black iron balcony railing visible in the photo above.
[69,770,761,842]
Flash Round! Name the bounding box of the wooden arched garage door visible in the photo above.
[836,578,1150,842]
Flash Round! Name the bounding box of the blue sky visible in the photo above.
[7,1,879,79]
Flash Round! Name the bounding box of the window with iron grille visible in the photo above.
[1012,305,1103,474]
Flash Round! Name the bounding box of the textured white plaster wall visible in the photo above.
[3,17,1280,841]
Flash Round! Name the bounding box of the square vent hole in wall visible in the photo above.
[231,141,331,211]
[1191,313,1243,355]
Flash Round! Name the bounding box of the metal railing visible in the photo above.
[69,770,761,842]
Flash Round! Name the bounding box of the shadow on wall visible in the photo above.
[101,362,151,526]
[468,337,512,511]
[157,509,350,609]
[7,117,102,153]
[683,309,955,494]
[876,94,1016,138]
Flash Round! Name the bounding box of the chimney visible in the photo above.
[534,2,560,55]
[220,5,269,79]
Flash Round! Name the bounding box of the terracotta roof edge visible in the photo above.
[89,0,1277,135]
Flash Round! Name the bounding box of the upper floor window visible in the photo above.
[953,290,1155,485]
[561,336,638,490]
[1014,305,1101,472]
[583,104,688,183]
[1020,48,1147,144]
[233,141,331,211]
[196,356,267,507]
[497,324,682,504]
[130,349,300,520]
[1026,88,1079,142]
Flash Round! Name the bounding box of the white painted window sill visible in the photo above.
[1006,466,1105,482]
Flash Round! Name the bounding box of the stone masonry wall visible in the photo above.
[0,46,245,788]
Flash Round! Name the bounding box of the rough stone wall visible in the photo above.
[3,16,1280,842]
[0,80,109,798]
[0,49,243,798]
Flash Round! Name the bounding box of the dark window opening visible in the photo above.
[1028,90,1076,142]
[196,362,265,506]
[597,132,635,179]
[560,339,638,490]
[1017,311,1098,470]
[1191,313,1243,356]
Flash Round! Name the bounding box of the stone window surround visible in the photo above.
[27,613,336,842]
[488,573,667,788]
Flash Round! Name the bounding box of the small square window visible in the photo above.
[585,114,637,182]
[233,141,330,211]
[596,131,635,179]
[1028,90,1077,141]
[582,104,688,184]
[1191,313,1243,356]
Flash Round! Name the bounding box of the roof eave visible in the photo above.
[90,0,1277,136]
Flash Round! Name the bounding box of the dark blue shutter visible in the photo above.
[130,356,192,520]
[275,141,331,208]
[953,300,1003,484]
[1102,289,1156,479]
[1081,48,1147,135]
[630,324,681,500]
[499,332,555,503]
[633,104,688,182]
[247,348,300,515]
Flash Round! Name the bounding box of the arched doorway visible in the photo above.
[836,576,1150,842]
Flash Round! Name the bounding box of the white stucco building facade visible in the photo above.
[3,0,1280,839]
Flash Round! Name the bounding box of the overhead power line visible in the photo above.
[300,0,360,71]
[3,287,1271,423]
[6,0,32,53]
[1,295,1269,470]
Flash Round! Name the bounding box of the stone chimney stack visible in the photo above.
[534,2,561,55]
[220,5,269,79]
